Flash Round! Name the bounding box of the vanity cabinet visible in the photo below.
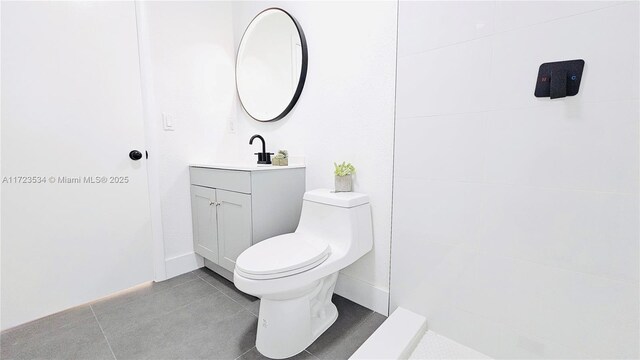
[189,165,305,277]
[190,186,252,272]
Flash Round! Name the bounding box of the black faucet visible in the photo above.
[249,134,273,165]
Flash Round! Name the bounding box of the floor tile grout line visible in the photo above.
[92,278,221,349]
[92,276,200,314]
[349,309,377,335]
[165,277,200,290]
[94,277,206,322]
[151,278,242,320]
[200,277,256,317]
[193,270,238,300]
[304,349,321,359]
[193,270,259,317]
[90,305,117,360]
[234,346,256,360]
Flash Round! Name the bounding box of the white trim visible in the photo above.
[349,307,426,360]
[334,272,389,316]
[165,252,204,279]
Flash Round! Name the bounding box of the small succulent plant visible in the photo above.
[334,162,356,177]
[274,150,288,160]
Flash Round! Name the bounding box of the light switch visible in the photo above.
[162,113,176,131]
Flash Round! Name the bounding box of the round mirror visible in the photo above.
[236,8,308,122]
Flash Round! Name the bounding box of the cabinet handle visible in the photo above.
[209,201,216,206]
[215,202,221,207]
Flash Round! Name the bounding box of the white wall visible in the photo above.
[391,1,639,358]
[137,1,240,278]
[228,1,397,314]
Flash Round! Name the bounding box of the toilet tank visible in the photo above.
[295,189,373,259]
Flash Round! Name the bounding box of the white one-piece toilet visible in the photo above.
[233,189,373,359]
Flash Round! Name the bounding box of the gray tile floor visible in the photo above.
[1,268,386,360]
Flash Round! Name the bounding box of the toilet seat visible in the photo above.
[235,233,331,280]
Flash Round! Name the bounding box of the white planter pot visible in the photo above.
[334,175,352,192]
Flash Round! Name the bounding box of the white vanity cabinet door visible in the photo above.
[217,189,253,272]
[190,185,219,263]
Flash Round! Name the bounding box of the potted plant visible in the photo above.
[334,162,355,192]
[273,150,288,166]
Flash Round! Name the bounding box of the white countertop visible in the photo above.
[190,163,305,171]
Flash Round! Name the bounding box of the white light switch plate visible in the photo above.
[162,112,176,131]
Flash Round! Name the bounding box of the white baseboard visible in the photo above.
[164,252,204,279]
[335,272,389,316]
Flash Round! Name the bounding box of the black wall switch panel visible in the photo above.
[534,59,585,99]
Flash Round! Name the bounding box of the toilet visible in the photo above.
[234,189,373,359]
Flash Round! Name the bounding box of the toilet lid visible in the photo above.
[235,233,331,280]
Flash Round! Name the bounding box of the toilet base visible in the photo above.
[255,273,339,359]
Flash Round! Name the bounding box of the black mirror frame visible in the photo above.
[235,8,308,122]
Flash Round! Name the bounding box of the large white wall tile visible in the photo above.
[452,255,639,358]
[481,185,639,282]
[390,234,477,320]
[395,113,486,182]
[490,3,639,110]
[493,1,624,33]
[398,1,494,56]
[392,178,487,249]
[484,101,639,193]
[427,303,590,359]
[396,37,492,118]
